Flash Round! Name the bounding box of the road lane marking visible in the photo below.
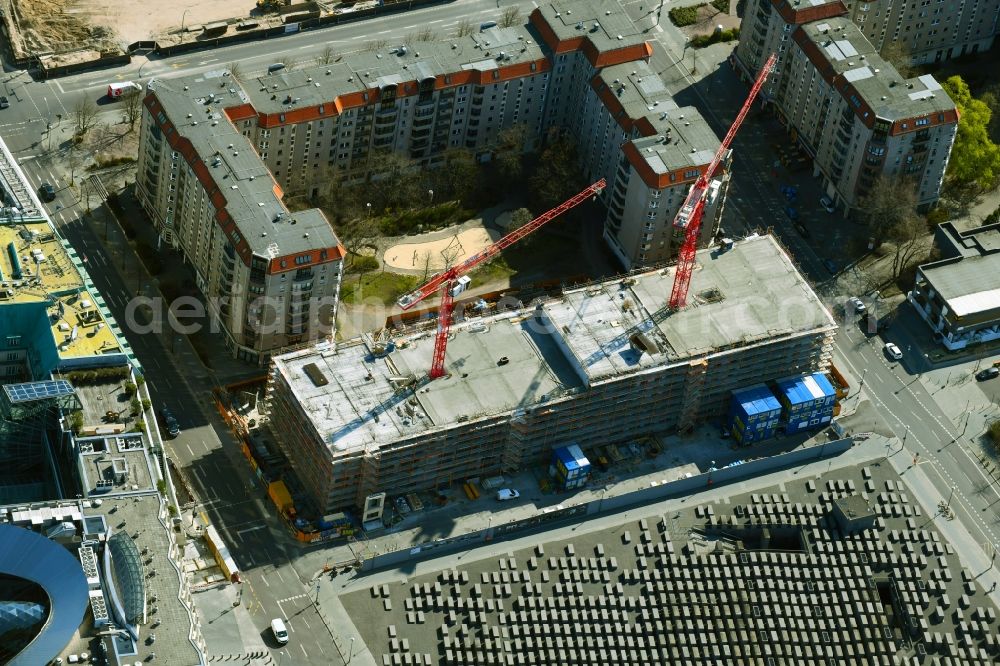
[300,644,309,658]
[185,443,195,459]
[237,524,267,537]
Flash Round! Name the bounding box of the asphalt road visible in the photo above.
[636,3,1000,566]
[835,311,1000,551]
[0,2,546,661]
[5,0,1000,657]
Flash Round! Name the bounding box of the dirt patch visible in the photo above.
[11,0,254,52]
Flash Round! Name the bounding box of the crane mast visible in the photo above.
[667,53,777,310]
[396,179,606,379]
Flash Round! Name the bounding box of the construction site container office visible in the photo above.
[775,372,837,431]
[729,384,782,444]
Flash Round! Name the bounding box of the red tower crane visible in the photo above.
[667,53,778,310]
[396,179,606,379]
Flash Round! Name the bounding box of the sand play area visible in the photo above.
[383,226,501,272]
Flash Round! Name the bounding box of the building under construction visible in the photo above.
[267,234,837,513]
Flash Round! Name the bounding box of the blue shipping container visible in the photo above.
[730,385,781,443]
[553,444,591,481]
[776,373,836,431]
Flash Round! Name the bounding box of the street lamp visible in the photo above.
[946,486,955,510]
[428,189,434,205]
[181,9,191,32]
[348,637,355,664]
[366,202,372,218]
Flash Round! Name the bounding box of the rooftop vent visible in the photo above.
[576,21,584,30]
[617,35,623,40]
[186,113,193,118]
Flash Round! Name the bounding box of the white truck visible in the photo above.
[107,81,141,99]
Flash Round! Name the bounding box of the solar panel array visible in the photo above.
[3,379,75,404]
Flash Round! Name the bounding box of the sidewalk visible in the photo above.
[112,185,266,382]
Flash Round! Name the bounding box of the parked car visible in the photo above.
[848,297,866,314]
[793,222,810,238]
[884,342,903,361]
[784,206,799,221]
[38,182,55,202]
[159,407,180,437]
[823,259,838,274]
[0,96,9,109]
[496,489,520,501]
[976,367,999,381]
[270,618,289,645]
[394,496,411,515]
[820,195,835,213]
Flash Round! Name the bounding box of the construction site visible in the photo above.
[267,233,838,513]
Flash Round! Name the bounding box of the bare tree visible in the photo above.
[227,62,243,82]
[365,39,388,52]
[440,237,462,269]
[455,18,476,37]
[499,6,522,28]
[886,214,928,281]
[508,207,534,232]
[283,56,299,71]
[120,88,143,131]
[495,124,528,183]
[316,46,335,66]
[880,39,916,79]
[858,175,919,243]
[415,27,436,42]
[72,97,99,137]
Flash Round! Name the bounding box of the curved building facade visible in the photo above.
[0,524,89,666]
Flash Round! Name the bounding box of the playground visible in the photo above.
[381,214,510,274]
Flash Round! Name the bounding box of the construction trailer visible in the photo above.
[551,444,591,490]
[729,384,782,444]
[774,372,837,432]
[266,234,837,513]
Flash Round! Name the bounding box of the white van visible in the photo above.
[107,81,141,99]
[271,618,289,644]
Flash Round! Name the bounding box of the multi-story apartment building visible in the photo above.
[844,0,1000,63]
[137,77,345,365]
[137,0,726,311]
[741,0,999,69]
[735,12,958,211]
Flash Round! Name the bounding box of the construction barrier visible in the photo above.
[204,524,240,583]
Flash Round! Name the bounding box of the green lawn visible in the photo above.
[468,256,515,289]
[341,272,419,305]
